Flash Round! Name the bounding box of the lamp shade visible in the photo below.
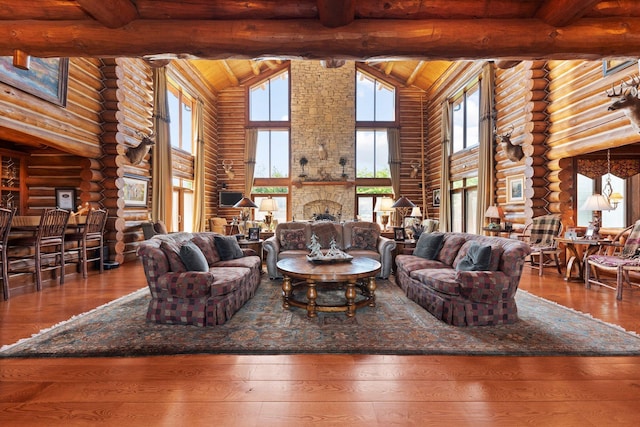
[410,207,422,217]
[484,205,503,219]
[233,197,258,209]
[391,196,416,209]
[581,194,612,211]
[259,197,278,212]
[374,196,394,212]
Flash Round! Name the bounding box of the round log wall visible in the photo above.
[495,61,550,227]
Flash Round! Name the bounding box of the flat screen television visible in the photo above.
[219,191,243,207]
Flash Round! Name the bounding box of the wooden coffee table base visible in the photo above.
[282,276,377,318]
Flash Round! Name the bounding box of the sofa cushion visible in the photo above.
[279,228,308,250]
[191,234,221,265]
[351,226,379,251]
[214,235,244,261]
[413,232,445,260]
[437,235,467,266]
[160,240,187,272]
[410,269,460,296]
[311,222,343,249]
[179,241,209,272]
[455,242,492,271]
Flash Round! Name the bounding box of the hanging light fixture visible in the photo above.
[602,149,623,210]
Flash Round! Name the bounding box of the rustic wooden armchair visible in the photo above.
[519,214,563,276]
[585,219,640,300]
[0,207,15,300]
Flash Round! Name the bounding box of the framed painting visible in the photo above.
[248,227,260,241]
[506,175,525,204]
[55,188,76,212]
[393,226,406,241]
[123,175,149,207]
[0,57,69,106]
[433,189,441,207]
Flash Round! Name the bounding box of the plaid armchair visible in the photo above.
[520,214,563,276]
[585,219,640,300]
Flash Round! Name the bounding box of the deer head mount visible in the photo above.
[127,132,155,165]
[222,159,235,179]
[410,161,421,179]
[497,126,524,162]
[607,75,640,134]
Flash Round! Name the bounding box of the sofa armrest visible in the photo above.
[157,271,215,298]
[263,235,281,279]
[376,236,397,279]
[455,270,508,302]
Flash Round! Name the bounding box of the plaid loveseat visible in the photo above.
[263,221,396,279]
[137,232,262,326]
[395,233,531,326]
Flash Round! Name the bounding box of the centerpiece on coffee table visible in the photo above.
[306,233,353,263]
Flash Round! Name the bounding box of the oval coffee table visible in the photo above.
[276,257,381,318]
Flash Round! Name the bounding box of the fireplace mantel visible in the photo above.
[292,179,354,188]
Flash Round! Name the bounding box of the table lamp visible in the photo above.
[581,194,611,239]
[391,196,416,227]
[374,196,394,231]
[484,204,504,230]
[233,196,258,236]
[259,197,278,231]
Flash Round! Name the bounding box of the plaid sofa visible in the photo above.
[137,232,262,326]
[395,233,531,326]
[263,221,396,279]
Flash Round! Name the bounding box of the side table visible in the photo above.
[238,239,264,261]
[393,239,416,271]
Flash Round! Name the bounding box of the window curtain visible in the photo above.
[151,67,174,230]
[476,62,495,234]
[439,102,452,231]
[388,127,401,197]
[244,128,258,196]
[192,99,205,231]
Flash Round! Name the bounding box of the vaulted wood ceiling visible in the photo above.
[2,1,640,92]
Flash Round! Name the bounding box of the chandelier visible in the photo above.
[602,149,624,210]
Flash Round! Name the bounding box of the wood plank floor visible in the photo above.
[1,260,640,426]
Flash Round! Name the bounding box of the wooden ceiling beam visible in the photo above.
[317,0,355,28]
[75,0,139,29]
[535,0,602,27]
[221,60,239,86]
[2,18,640,60]
[407,61,427,86]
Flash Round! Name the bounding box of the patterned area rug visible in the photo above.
[2,277,640,357]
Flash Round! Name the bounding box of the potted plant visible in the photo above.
[339,157,348,180]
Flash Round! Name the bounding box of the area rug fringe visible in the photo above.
[518,290,640,337]
[0,288,148,353]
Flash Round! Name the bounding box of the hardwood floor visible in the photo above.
[1,260,640,426]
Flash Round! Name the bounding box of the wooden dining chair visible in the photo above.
[0,207,15,300]
[9,208,71,291]
[519,214,563,276]
[67,209,108,278]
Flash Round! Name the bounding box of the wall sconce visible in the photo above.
[339,157,347,179]
[12,49,30,70]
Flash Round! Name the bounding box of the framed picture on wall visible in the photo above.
[433,189,441,207]
[123,175,149,207]
[55,188,76,211]
[0,57,69,106]
[506,175,525,204]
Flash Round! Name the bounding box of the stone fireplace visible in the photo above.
[290,61,356,220]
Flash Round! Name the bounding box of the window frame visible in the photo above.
[167,80,195,155]
[450,80,480,154]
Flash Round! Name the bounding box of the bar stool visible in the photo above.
[9,208,70,291]
[0,207,15,300]
[67,209,107,278]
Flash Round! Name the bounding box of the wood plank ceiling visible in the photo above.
[1,1,639,92]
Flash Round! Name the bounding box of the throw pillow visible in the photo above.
[456,243,492,271]
[160,240,187,272]
[413,232,445,260]
[214,235,244,261]
[179,241,209,272]
[153,220,168,234]
[351,226,378,251]
[279,229,307,250]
